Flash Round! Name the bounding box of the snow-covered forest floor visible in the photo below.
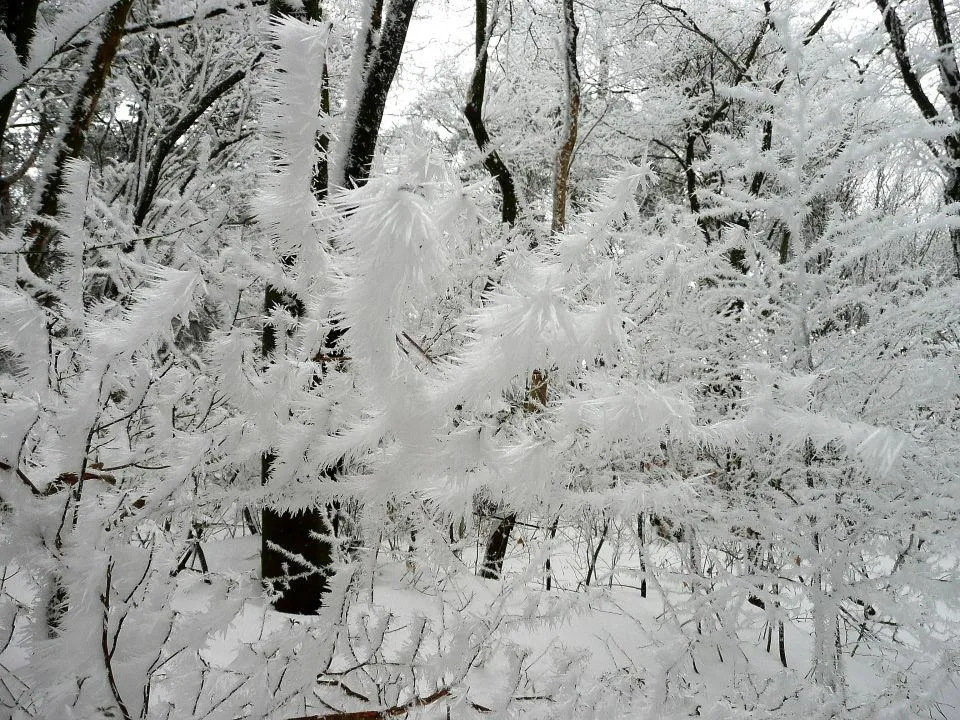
[5,520,957,719]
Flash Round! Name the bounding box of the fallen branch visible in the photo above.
[286,687,456,719]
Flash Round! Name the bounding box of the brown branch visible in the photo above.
[0,460,43,496]
[551,0,581,234]
[100,561,134,720]
[397,331,436,366]
[316,679,371,704]
[285,687,455,720]
[46,469,118,494]
[281,686,506,719]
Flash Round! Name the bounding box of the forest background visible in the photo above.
[1,0,959,718]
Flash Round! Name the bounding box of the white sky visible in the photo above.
[384,0,474,124]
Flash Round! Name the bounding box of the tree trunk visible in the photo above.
[0,0,41,139]
[479,513,515,579]
[22,0,134,286]
[11,0,135,635]
[260,0,330,617]
[260,0,417,614]
[341,0,417,186]
[474,0,579,581]
[464,0,518,228]
[550,0,580,234]
[945,163,960,275]
[465,1,521,582]
[876,0,960,276]
[0,0,41,230]
[930,0,960,275]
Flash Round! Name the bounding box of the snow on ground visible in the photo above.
[1,519,956,719]
[133,530,959,720]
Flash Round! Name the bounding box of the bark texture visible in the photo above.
[341,0,417,186]
[550,0,580,234]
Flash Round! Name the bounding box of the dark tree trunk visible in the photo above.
[341,0,417,186]
[466,0,523,582]
[22,0,135,285]
[260,0,330,617]
[261,463,332,614]
[468,0,578,581]
[0,0,41,139]
[479,513,515,580]
[464,0,518,228]
[928,0,960,275]
[260,0,417,614]
[0,0,42,229]
[877,0,960,276]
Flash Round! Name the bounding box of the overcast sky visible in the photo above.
[384,0,473,124]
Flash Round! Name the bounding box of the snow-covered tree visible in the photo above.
[1,1,958,718]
